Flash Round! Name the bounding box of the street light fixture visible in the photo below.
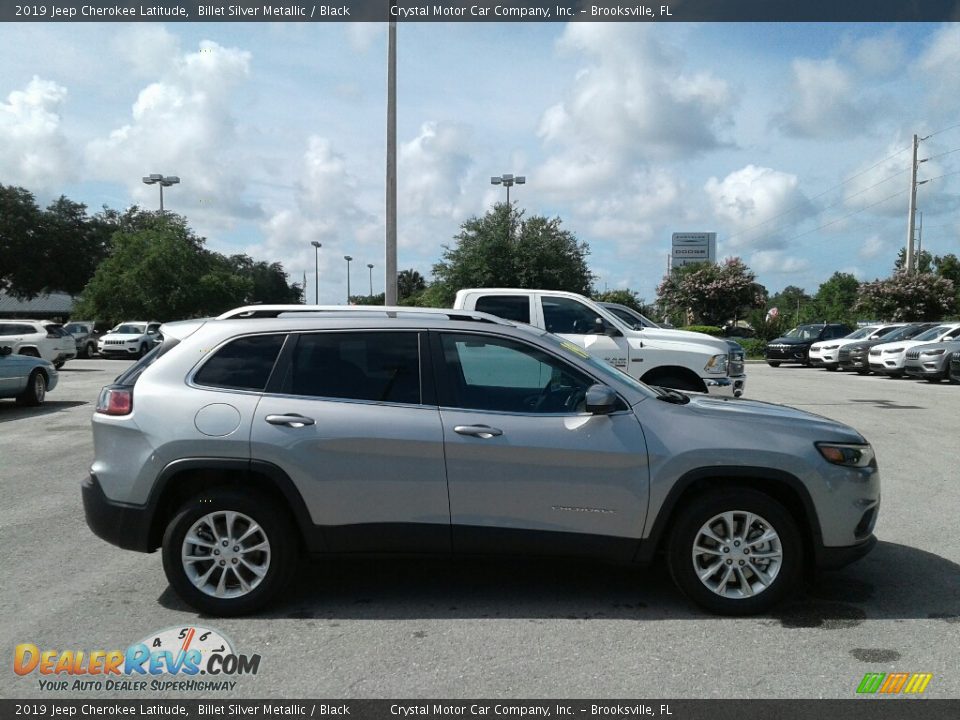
[310,241,322,304]
[490,173,525,204]
[367,263,375,297]
[344,255,353,303]
[141,174,180,213]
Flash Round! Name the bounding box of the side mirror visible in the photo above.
[585,384,619,415]
[595,317,621,337]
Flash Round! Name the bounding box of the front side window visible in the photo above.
[194,334,285,391]
[284,331,421,404]
[542,296,607,335]
[439,333,595,414]
[474,295,531,324]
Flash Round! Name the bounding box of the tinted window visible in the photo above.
[0,324,36,335]
[474,295,531,324]
[439,333,593,414]
[542,296,606,335]
[286,332,421,404]
[194,334,285,391]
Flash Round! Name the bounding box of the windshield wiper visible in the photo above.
[654,386,691,404]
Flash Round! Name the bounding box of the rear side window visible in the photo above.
[194,334,285,391]
[474,295,531,324]
[284,331,421,404]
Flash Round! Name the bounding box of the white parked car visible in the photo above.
[0,320,76,368]
[808,324,903,371]
[868,322,960,377]
[98,321,162,359]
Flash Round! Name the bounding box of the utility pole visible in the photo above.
[906,134,919,274]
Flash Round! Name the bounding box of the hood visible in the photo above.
[626,327,729,353]
[100,331,143,341]
[681,395,865,443]
[768,336,812,346]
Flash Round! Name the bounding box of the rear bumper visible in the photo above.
[82,472,154,552]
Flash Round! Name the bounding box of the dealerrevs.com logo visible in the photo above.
[14,626,260,692]
[857,672,933,695]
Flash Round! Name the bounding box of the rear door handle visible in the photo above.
[265,413,315,428]
[454,424,503,439]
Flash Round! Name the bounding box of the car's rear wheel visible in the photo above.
[16,370,46,406]
[667,488,802,615]
[85,341,96,358]
[162,488,298,616]
[766,361,781,367]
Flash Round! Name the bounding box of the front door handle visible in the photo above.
[265,413,316,428]
[454,424,503,439]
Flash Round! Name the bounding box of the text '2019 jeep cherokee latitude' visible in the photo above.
[83,305,879,616]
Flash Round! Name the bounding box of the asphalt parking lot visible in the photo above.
[2,359,958,699]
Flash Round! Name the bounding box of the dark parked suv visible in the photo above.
[838,323,939,374]
[765,323,851,367]
[83,305,879,617]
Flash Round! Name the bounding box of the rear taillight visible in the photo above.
[96,386,133,415]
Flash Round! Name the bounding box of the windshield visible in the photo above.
[783,325,823,340]
[604,306,658,329]
[845,327,875,340]
[64,323,85,333]
[113,324,146,334]
[913,325,953,342]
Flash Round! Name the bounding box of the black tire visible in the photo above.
[824,365,837,371]
[53,360,65,369]
[855,368,870,375]
[667,488,803,616]
[162,488,298,616]
[85,341,96,358]
[15,369,46,406]
[766,361,781,367]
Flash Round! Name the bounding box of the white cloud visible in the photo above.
[749,250,810,274]
[399,122,476,219]
[537,23,732,194]
[113,25,181,78]
[0,76,74,190]
[859,234,888,260]
[842,142,914,218]
[705,165,812,249]
[843,33,904,77]
[919,25,960,115]
[85,40,258,225]
[774,58,874,139]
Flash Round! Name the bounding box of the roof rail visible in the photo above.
[215,304,511,325]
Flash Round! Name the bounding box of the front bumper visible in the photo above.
[904,358,948,379]
[82,472,153,552]
[817,534,877,570]
[705,375,746,398]
[765,345,810,363]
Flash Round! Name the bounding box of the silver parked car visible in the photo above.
[83,305,879,617]
[0,345,59,405]
[904,337,960,382]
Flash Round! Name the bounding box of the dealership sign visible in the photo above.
[671,232,716,269]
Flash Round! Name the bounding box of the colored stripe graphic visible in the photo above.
[903,674,933,694]
[857,673,885,694]
[880,672,910,694]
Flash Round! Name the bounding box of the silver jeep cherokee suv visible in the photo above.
[83,305,880,616]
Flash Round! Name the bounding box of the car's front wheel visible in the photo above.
[162,489,298,616]
[667,488,802,615]
[766,361,781,367]
[16,370,46,406]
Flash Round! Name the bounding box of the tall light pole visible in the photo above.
[490,173,525,205]
[142,174,180,213]
[367,263,375,297]
[310,241,322,304]
[385,19,398,306]
[344,255,353,303]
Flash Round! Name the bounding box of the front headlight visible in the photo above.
[704,353,728,374]
[822,344,839,350]
[883,347,904,354]
[924,349,946,356]
[816,442,875,468]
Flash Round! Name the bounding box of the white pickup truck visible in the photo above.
[454,288,745,397]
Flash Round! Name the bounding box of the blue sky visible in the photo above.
[2,21,959,304]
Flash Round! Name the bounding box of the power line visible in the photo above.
[924,122,960,140]
[777,187,909,245]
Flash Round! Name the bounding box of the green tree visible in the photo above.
[812,272,860,324]
[227,254,302,304]
[593,288,648,313]
[656,258,766,326]
[397,269,427,301]
[767,285,815,323]
[895,247,934,274]
[0,185,45,297]
[429,203,593,307]
[933,253,960,314]
[74,212,252,324]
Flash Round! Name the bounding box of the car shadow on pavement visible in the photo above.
[0,400,88,422]
[158,540,960,626]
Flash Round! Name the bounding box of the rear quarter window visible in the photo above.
[193,334,286,391]
[474,296,531,324]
